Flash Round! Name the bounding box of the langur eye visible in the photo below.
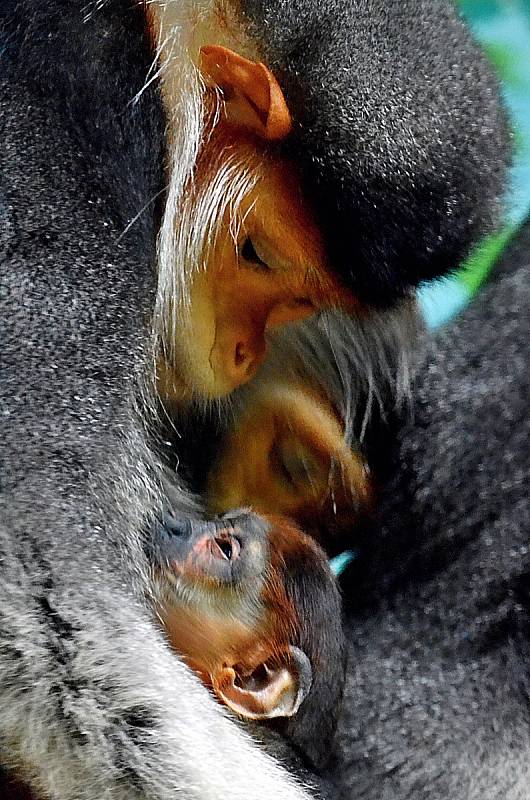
[290,297,315,311]
[269,440,319,492]
[240,237,271,271]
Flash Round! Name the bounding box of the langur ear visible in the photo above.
[200,45,292,141]
[211,647,312,720]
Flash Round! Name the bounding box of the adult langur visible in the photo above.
[0,1,509,799]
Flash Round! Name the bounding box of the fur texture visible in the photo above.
[331,216,530,799]
[0,0,514,798]
[0,3,313,798]
[240,0,510,304]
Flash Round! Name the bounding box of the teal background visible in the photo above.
[419,0,530,328]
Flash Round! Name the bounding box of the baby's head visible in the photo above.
[151,512,346,768]
[206,382,371,547]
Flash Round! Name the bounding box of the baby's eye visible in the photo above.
[240,237,271,271]
[270,438,323,493]
[290,297,315,311]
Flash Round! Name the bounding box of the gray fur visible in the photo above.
[331,221,530,799]
[0,59,312,800]
[259,300,418,446]
[0,0,516,798]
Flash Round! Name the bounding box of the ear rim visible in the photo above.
[200,45,292,141]
[211,646,312,721]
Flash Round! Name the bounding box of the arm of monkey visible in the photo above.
[0,47,314,800]
[0,507,316,800]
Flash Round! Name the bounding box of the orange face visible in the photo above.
[153,44,358,402]
[159,597,260,678]
[207,382,371,539]
[167,131,356,399]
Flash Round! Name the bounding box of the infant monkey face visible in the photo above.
[151,513,317,724]
[151,513,269,680]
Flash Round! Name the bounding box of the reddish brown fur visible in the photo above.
[162,517,308,683]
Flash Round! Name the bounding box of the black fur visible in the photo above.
[331,215,530,799]
[0,0,165,241]
[276,538,347,771]
[241,0,510,305]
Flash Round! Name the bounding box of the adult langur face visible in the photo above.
[158,46,357,401]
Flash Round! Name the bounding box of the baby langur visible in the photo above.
[206,381,372,548]
[150,513,346,768]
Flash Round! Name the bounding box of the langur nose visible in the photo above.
[209,530,242,563]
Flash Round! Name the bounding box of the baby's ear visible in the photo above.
[200,45,292,140]
[211,647,312,720]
